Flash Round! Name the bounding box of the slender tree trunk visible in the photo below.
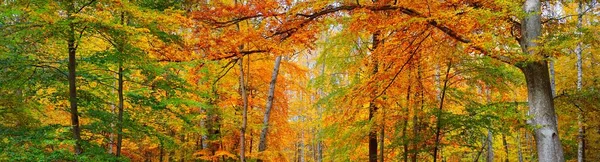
[517,132,524,162]
[486,87,494,162]
[402,72,412,162]
[239,57,248,162]
[502,134,509,162]
[116,62,124,157]
[487,130,494,162]
[411,63,424,162]
[379,111,384,162]
[116,11,126,157]
[433,62,451,162]
[368,31,381,162]
[67,0,82,155]
[549,60,556,97]
[159,140,164,162]
[257,55,283,158]
[576,2,586,162]
[519,1,565,161]
[299,131,305,162]
[249,132,253,154]
[316,64,325,162]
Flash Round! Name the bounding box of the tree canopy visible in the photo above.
[1,0,599,161]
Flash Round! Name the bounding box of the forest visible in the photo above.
[1,0,599,161]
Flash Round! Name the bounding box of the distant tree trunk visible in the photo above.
[502,134,509,162]
[368,31,381,162]
[316,64,325,162]
[67,0,82,155]
[549,60,556,97]
[257,55,283,160]
[109,74,116,154]
[299,131,305,162]
[402,71,412,162]
[116,11,126,158]
[486,87,494,162]
[249,132,253,154]
[159,140,164,162]
[239,57,248,162]
[411,63,424,162]
[519,1,565,161]
[516,132,524,162]
[486,130,494,162]
[433,62,451,162]
[379,111,385,162]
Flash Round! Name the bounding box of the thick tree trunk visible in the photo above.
[520,61,564,162]
[67,0,82,155]
[239,57,248,162]
[520,1,565,161]
[257,55,283,156]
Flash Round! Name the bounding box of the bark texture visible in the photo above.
[239,57,248,162]
[519,1,565,161]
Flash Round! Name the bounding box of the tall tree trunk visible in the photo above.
[316,64,325,162]
[116,11,125,158]
[67,0,82,155]
[239,57,248,162]
[368,31,381,162]
[402,71,412,162]
[576,1,586,162]
[519,1,565,161]
[411,63,424,162]
[433,62,451,162]
[257,55,283,158]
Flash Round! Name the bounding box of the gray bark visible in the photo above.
[239,57,248,162]
[549,60,556,97]
[486,87,493,162]
[257,55,283,153]
[519,1,565,161]
[576,1,585,161]
[487,130,494,162]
